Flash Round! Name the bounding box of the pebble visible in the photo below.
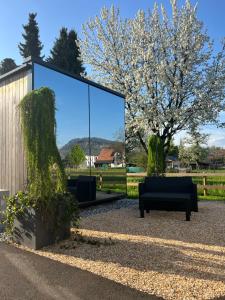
[80,198,138,218]
[0,232,9,242]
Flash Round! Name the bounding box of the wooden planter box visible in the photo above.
[13,207,70,250]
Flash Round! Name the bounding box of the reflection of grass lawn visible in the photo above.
[66,168,127,193]
[66,169,225,200]
[66,168,126,174]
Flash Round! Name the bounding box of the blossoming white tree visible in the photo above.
[80,0,225,159]
[178,129,209,168]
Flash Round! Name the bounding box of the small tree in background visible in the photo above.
[147,135,165,176]
[167,139,179,157]
[0,58,17,75]
[69,145,86,169]
[179,129,209,168]
[47,28,85,76]
[178,140,192,167]
[127,151,148,170]
[18,13,43,59]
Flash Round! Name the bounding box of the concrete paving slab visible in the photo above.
[0,242,163,300]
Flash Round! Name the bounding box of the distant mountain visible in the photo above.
[59,137,120,158]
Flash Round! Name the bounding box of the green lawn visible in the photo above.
[189,169,225,173]
[127,174,225,201]
[127,186,225,200]
[66,168,225,200]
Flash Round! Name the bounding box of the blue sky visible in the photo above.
[34,63,124,147]
[0,0,224,147]
[0,0,224,64]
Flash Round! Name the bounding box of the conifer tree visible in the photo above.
[147,135,165,176]
[18,13,43,59]
[0,58,17,75]
[47,27,85,76]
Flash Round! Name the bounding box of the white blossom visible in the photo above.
[79,1,225,154]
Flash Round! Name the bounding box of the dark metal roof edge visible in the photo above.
[31,57,125,98]
[0,57,125,98]
[0,63,31,83]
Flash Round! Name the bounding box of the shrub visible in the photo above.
[147,135,165,176]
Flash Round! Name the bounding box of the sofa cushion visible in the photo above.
[140,192,191,201]
[144,177,193,193]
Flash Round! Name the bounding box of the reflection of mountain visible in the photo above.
[60,137,122,158]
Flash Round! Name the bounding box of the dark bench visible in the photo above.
[67,176,96,202]
[139,177,198,221]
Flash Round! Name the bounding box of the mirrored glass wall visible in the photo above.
[34,63,126,197]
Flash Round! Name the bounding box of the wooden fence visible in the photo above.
[127,173,225,196]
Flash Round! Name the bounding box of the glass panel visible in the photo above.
[34,63,126,201]
[33,63,91,183]
[89,86,126,195]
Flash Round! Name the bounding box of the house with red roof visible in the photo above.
[94,147,124,168]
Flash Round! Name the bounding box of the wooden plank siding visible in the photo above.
[0,70,32,195]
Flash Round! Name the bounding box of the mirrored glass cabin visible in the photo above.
[0,58,126,204]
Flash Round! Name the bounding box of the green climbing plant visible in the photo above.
[147,135,165,176]
[19,87,66,202]
[2,87,79,234]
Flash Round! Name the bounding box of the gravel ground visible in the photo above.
[10,200,225,300]
[80,198,138,217]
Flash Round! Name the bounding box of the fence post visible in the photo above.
[99,173,102,190]
[203,176,207,196]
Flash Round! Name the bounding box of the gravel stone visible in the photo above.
[80,198,137,217]
[0,232,9,243]
[11,201,225,300]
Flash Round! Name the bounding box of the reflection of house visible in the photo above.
[166,156,180,169]
[95,148,114,168]
[85,155,98,167]
[95,148,124,168]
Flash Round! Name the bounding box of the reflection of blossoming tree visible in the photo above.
[112,128,125,165]
[80,1,225,163]
[69,145,86,169]
[113,127,125,143]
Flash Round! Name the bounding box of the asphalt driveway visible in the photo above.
[0,242,162,300]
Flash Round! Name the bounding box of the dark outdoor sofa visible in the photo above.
[139,177,198,221]
[67,175,96,203]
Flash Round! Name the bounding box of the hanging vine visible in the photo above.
[2,87,79,234]
[19,87,66,203]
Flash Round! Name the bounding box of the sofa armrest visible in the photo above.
[139,182,145,197]
[193,183,197,197]
[191,183,198,212]
[67,179,78,187]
